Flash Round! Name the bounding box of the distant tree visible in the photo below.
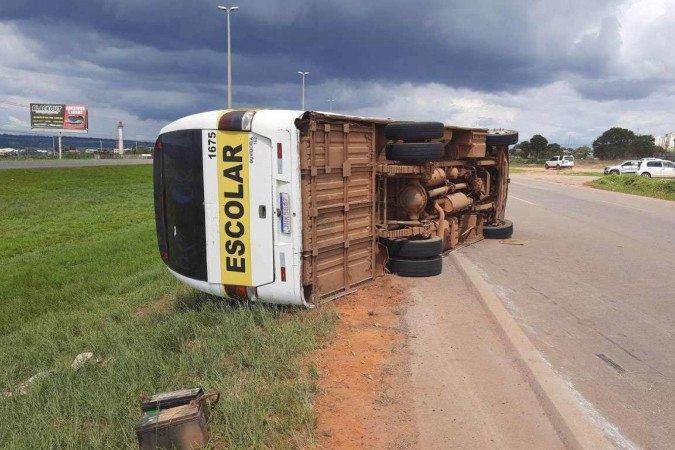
[592,127,635,159]
[512,140,531,158]
[630,134,657,158]
[545,143,562,158]
[573,146,592,160]
[529,134,549,159]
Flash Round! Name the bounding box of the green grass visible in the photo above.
[509,166,526,174]
[0,166,336,448]
[592,175,675,201]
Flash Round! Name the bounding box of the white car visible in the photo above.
[603,160,639,175]
[638,159,675,178]
[545,155,574,169]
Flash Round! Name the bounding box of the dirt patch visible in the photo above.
[311,276,418,449]
[133,293,174,317]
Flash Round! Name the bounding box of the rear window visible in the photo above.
[154,130,207,281]
[564,156,574,161]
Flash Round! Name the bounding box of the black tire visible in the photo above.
[486,130,518,146]
[483,219,513,239]
[385,142,445,162]
[609,170,620,175]
[641,172,651,177]
[387,256,442,277]
[382,237,442,259]
[385,122,444,141]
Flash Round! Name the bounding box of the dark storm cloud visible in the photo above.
[1,0,624,90]
[574,78,666,101]
[4,0,666,134]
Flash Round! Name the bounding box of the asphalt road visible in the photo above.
[0,159,152,169]
[461,174,675,449]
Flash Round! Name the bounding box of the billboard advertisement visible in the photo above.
[30,103,88,133]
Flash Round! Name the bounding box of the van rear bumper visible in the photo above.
[167,268,225,297]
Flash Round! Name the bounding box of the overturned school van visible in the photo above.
[153,110,517,306]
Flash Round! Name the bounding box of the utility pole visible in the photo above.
[58,132,62,160]
[298,71,309,110]
[327,98,335,112]
[218,5,239,109]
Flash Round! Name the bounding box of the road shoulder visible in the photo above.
[405,257,568,449]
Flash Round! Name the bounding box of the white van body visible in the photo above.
[154,109,514,307]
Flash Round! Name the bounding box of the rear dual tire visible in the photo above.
[382,237,443,259]
[385,142,445,162]
[385,122,444,141]
[383,237,444,277]
[387,256,443,277]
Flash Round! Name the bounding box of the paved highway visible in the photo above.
[0,159,152,169]
[461,174,675,449]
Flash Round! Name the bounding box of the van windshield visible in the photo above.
[153,130,207,281]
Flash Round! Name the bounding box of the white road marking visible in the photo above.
[510,195,537,206]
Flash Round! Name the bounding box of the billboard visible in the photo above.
[30,103,88,133]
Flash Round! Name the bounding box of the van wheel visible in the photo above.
[382,237,443,259]
[486,130,519,146]
[385,122,444,141]
[387,256,442,277]
[641,172,651,177]
[385,142,445,162]
[483,219,513,239]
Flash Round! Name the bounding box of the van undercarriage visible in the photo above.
[295,112,515,304]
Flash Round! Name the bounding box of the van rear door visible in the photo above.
[202,130,275,287]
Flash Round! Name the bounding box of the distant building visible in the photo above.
[655,133,675,151]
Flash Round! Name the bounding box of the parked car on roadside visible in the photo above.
[545,155,574,169]
[638,159,675,178]
[603,160,639,175]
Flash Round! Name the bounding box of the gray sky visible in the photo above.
[0,0,674,145]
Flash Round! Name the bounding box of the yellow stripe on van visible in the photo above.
[216,131,252,286]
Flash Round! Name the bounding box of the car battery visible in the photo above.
[136,390,220,449]
[136,402,208,450]
[141,387,204,412]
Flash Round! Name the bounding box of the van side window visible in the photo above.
[647,161,662,168]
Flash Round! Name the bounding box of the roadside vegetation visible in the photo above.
[0,166,336,448]
[592,175,675,201]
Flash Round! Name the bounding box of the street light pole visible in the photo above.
[218,5,239,109]
[298,71,309,110]
[327,98,335,112]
